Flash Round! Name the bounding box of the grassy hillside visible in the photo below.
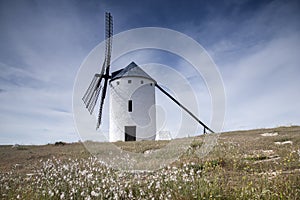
[1,126,299,199]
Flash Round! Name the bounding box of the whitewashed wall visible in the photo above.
[109,76,156,142]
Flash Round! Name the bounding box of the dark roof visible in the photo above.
[111,62,155,82]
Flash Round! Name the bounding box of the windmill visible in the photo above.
[82,12,214,142]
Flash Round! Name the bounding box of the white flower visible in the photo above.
[91,191,99,197]
[48,190,54,197]
[60,192,65,199]
[85,195,91,200]
[155,181,160,189]
[81,170,88,176]
[63,165,69,170]
[87,173,93,179]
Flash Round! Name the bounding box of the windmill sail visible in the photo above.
[82,75,101,114]
[82,12,113,130]
[97,81,107,129]
[82,75,98,106]
[96,12,113,129]
[87,80,101,114]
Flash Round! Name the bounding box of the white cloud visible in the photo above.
[0,61,78,144]
[222,33,300,130]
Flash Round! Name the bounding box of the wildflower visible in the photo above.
[87,173,93,179]
[91,191,99,197]
[48,190,54,197]
[155,181,161,189]
[63,164,69,170]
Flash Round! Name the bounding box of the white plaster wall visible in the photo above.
[109,76,156,142]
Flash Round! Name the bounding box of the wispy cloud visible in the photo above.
[0,69,77,144]
[223,33,300,130]
[202,0,300,130]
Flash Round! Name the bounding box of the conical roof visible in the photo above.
[111,62,155,82]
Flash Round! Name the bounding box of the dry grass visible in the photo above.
[0,126,299,199]
[113,140,169,153]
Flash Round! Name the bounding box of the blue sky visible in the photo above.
[0,0,299,144]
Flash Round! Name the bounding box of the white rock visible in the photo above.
[261,132,278,137]
[274,141,293,145]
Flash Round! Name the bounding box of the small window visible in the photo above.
[128,80,132,84]
[116,81,120,85]
[128,100,132,112]
[141,80,144,84]
[150,83,153,86]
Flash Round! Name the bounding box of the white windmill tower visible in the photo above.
[82,12,214,142]
[109,62,156,141]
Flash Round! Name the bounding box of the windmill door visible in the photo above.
[125,126,136,141]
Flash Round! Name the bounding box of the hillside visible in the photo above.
[1,126,299,199]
